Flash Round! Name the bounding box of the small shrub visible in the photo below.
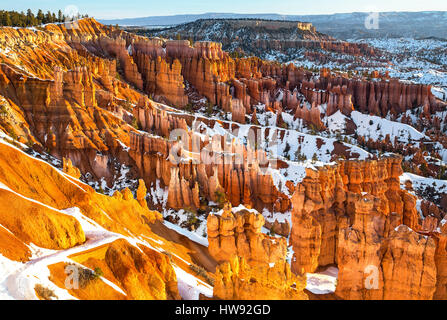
[284,142,291,155]
[280,122,289,130]
[184,103,195,114]
[186,211,198,227]
[205,103,214,117]
[162,251,173,263]
[67,264,104,289]
[8,128,18,141]
[214,190,227,209]
[94,267,104,278]
[78,268,97,288]
[35,284,57,300]
[0,104,8,117]
[131,117,140,130]
[308,124,319,135]
[295,152,307,162]
[25,140,34,149]
[189,264,214,286]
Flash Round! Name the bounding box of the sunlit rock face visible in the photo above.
[208,204,308,300]
[289,156,443,300]
[0,17,446,301]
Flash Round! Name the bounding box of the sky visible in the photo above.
[2,0,447,19]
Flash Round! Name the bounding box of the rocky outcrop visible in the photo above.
[290,164,348,274]
[289,156,444,300]
[214,257,308,300]
[209,204,308,300]
[133,96,188,137]
[99,36,144,91]
[105,239,180,300]
[0,135,161,246]
[0,143,86,250]
[337,218,436,300]
[303,76,440,117]
[0,126,186,300]
[128,120,289,213]
[63,157,81,179]
[149,18,376,60]
[207,204,286,264]
[381,225,436,300]
[133,53,188,107]
[0,187,85,250]
[1,17,445,301]
[0,58,139,184]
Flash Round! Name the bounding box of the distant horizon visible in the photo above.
[97,10,447,21]
[2,0,447,20]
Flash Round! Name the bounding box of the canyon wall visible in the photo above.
[289,156,444,300]
[208,204,308,300]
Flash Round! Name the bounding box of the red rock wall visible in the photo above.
[290,156,443,300]
[208,204,308,300]
[255,39,376,57]
[133,53,188,107]
[207,204,287,265]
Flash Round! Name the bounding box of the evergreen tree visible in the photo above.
[4,12,12,26]
[36,9,44,24]
[45,11,53,24]
[0,9,87,27]
[26,9,34,25]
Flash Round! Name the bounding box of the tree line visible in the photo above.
[0,9,89,27]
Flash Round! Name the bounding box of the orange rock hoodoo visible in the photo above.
[208,204,308,300]
[1,18,446,301]
[1,18,439,198]
[290,156,444,300]
[207,204,287,264]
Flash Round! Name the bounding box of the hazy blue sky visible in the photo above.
[3,0,447,19]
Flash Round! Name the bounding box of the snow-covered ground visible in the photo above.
[351,111,427,142]
[288,37,447,103]
[400,172,447,203]
[164,220,209,247]
[306,267,339,295]
[0,138,213,301]
[174,266,213,300]
[0,206,125,300]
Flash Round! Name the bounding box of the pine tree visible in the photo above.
[26,9,34,25]
[44,11,53,24]
[4,12,12,26]
[0,9,86,27]
[36,9,44,24]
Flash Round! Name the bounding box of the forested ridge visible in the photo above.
[0,9,88,27]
